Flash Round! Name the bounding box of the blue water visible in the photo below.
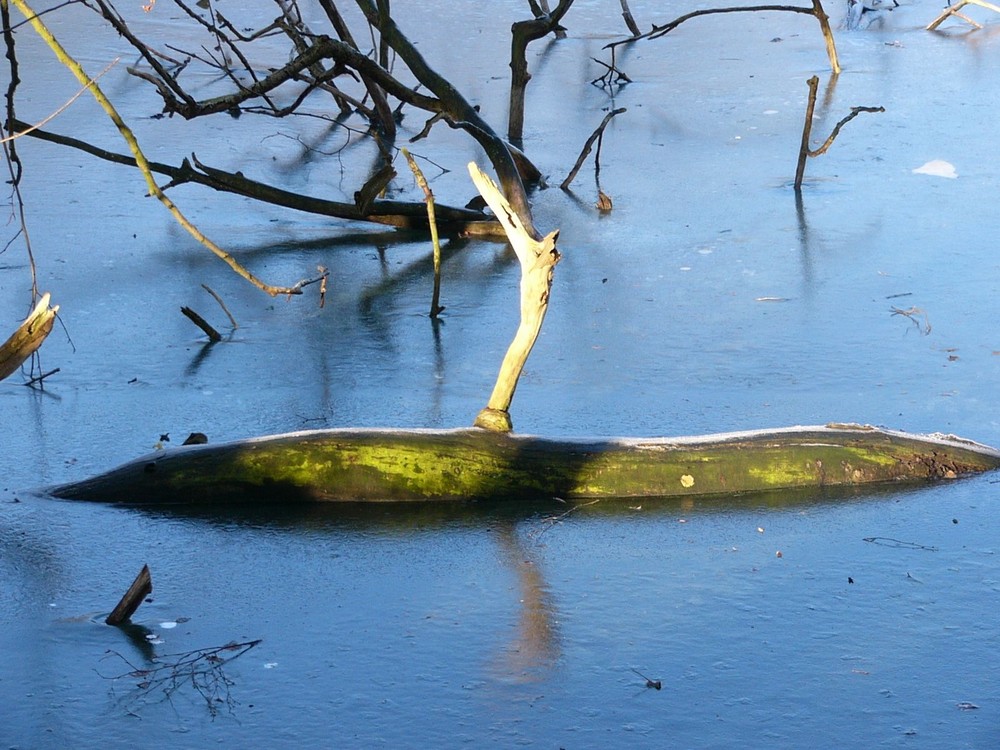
[2,1,999,747]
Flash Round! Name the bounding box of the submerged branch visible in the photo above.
[794,76,883,190]
[7,120,501,234]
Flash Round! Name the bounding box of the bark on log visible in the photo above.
[49,424,1000,504]
[0,293,58,382]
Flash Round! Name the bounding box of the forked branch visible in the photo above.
[468,163,560,433]
[794,75,883,190]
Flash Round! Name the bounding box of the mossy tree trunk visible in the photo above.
[50,425,1000,504]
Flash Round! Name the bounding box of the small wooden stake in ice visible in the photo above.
[468,162,560,432]
[106,564,152,626]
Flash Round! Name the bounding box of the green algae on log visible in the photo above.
[49,424,1000,504]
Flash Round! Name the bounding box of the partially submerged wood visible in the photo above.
[794,77,884,190]
[105,564,152,626]
[50,424,1000,505]
[0,293,58,382]
[180,306,222,343]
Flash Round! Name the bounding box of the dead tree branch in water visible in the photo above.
[6,120,500,234]
[101,639,262,717]
[0,292,58,382]
[201,285,239,330]
[927,0,1000,30]
[71,1,545,240]
[602,0,841,77]
[105,565,152,626]
[10,0,318,296]
[508,0,575,143]
[590,54,632,88]
[181,306,222,343]
[469,163,560,432]
[402,149,445,318]
[561,107,626,192]
[794,76,883,190]
[619,0,643,36]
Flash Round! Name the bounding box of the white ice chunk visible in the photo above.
[913,160,957,179]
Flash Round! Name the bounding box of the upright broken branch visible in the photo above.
[468,163,560,432]
[794,76,884,190]
[402,149,445,318]
[105,564,152,626]
[508,0,575,143]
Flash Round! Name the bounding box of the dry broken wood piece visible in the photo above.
[0,293,58,382]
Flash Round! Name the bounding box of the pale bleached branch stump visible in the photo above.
[467,163,561,432]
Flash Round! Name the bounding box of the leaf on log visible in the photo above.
[0,293,59,382]
[49,424,1000,504]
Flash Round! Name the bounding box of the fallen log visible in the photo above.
[49,424,1000,504]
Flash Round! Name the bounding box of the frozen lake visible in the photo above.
[2,1,999,746]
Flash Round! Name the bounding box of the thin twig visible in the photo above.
[604,1,841,74]
[402,148,445,318]
[12,0,308,296]
[532,498,602,538]
[22,367,59,387]
[201,284,238,330]
[808,105,885,157]
[100,639,261,718]
[890,306,931,335]
[561,108,626,190]
[0,58,119,144]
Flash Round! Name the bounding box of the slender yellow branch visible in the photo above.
[401,148,444,318]
[10,0,300,296]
